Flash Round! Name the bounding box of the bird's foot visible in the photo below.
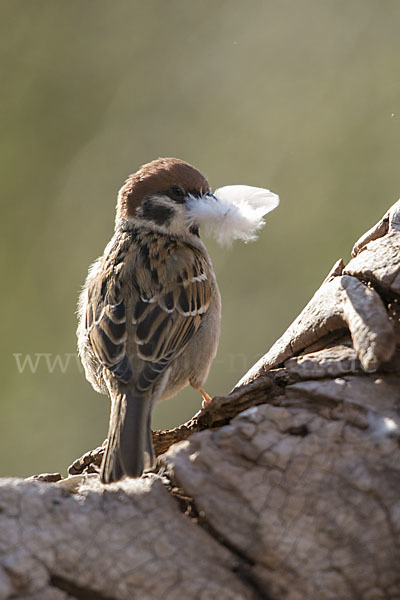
[199,388,213,408]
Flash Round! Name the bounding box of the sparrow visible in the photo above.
[77,157,279,483]
[78,158,221,483]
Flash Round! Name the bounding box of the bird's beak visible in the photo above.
[204,191,219,202]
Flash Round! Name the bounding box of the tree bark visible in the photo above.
[1,201,399,600]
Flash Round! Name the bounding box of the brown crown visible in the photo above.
[117,157,209,220]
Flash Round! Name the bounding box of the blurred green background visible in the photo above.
[1,0,399,477]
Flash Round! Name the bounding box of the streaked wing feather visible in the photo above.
[133,247,211,391]
[85,238,211,391]
[87,294,133,384]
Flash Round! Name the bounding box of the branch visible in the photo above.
[2,200,400,600]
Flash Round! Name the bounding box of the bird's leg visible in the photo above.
[199,387,213,408]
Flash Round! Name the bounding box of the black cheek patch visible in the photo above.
[189,225,200,237]
[140,198,175,226]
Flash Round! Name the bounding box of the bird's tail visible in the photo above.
[100,389,155,483]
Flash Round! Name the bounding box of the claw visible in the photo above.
[200,388,212,408]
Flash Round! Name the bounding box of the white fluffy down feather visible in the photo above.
[186,185,279,246]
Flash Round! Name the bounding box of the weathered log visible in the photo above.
[1,201,399,600]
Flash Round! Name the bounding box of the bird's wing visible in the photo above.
[85,238,212,391]
[85,277,134,383]
[132,242,212,391]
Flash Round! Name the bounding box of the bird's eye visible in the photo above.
[171,186,186,203]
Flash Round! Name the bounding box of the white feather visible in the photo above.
[186,185,279,246]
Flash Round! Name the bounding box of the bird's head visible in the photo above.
[116,157,279,245]
[116,157,209,238]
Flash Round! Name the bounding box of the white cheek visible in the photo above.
[165,205,190,235]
